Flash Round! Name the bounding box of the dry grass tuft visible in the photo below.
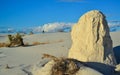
[32,42,41,45]
[42,53,58,61]
[0,43,9,48]
[32,42,49,46]
[58,39,64,42]
[40,42,49,45]
[52,59,79,75]
[42,53,79,75]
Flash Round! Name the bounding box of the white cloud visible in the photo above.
[108,21,120,32]
[33,22,75,33]
[32,21,120,33]
[1,21,120,34]
[108,21,120,27]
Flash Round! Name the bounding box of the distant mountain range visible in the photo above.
[0,21,120,34]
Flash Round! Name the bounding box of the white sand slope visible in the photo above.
[0,32,120,75]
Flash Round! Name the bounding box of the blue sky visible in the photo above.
[0,0,120,27]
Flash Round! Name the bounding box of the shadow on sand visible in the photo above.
[113,46,120,64]
[85,62,115,75]
[68,59,116,75]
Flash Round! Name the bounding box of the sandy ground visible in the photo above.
[0,32,120,75]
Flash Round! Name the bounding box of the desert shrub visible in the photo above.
[8,33,24,47]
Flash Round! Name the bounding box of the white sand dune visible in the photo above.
[110,31,120,47]
[0,32,120,75]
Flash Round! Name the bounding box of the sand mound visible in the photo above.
[32,54,103,75]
